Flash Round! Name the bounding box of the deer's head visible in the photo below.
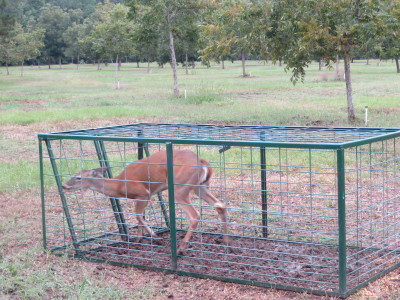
[62,167,108,191]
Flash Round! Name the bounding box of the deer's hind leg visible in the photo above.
[134,197,157,242]
[195,185,229,245]
[175,187,200,253]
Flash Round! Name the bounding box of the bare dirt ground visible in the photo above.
[1,120,400,299]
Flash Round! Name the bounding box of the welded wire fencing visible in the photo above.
[39,123,400,297]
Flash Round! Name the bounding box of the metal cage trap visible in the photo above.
[38,123,400,298]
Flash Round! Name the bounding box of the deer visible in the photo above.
[62,150,229,253]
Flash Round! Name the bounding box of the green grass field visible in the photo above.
[0,60,399,299]
[1,60,399,126]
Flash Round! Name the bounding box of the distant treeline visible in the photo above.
[1,0,399,71]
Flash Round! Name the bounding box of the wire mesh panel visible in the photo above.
[39,123,400,298]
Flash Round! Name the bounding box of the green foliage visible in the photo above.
[37,4,79,64]
[84,2,136,64]
[0,0,15,37]
[200,0,272,76]
[0,23,44,75]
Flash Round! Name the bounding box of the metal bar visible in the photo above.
[260,131,268,237]
[93,140,129,239]
[37,134,344,150]
[139,136,170,228]
[337,148,347,296]
[166,142,177,271]
[48,251,344,298]
[45,139,80,254]
[98,141,128,236]
[42,122,400,136]
[97,141,126,233]
[39,139,47,251]
[137,129,145,160]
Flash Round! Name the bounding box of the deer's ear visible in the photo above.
[91,166,108,177]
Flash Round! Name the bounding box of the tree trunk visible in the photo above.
[319,59,322,71]
[59,57,62,69]
[137,61,139,68]
[115,55,120,89]
[5,61,9,75]
[48,57,51,69]
[335,55,340,78]
[222,60,225,69]
[20,61,24,77]
[343,51,356,122]
[77,54,80,70]
[241,51,247,77]
[168,28,179,96]
[147,59,151,73]
[97,60,100,70]
[185,52,188,75]
[395,57,400,73]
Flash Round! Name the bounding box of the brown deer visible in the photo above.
[62,150,229,252]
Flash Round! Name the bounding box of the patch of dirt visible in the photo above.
[380,107,400,115]
[82,231,397,295]
[0,99,46,111]
[1,90,28,97]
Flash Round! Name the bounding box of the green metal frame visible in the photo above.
[39,123,400,298]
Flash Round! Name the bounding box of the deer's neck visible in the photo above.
[89,177,121,198]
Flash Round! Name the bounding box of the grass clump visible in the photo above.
[184,84,228,105]
[0,248,133,299]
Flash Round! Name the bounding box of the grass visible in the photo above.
[0,59,399,299]
[1,60,399,127]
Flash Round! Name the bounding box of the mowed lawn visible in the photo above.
[0,61,399,299]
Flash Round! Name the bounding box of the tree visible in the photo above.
[0,23,44,75]
[126,0,204,96]
[200,3,235,69]
[0,0,15,36]
[200,0,271,76]
[12,23,45,76]
[0,0,15,74]
[37,4,82,68]
[175,19,202,74]
[379,0,400,73]
[131,7,162,72]
[269,0,385,122]
[84,2,136,88]
[63,22,89,68]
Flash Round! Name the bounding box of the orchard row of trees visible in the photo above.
[1,0,400,121]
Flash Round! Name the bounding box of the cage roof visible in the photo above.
[39,123,400,149]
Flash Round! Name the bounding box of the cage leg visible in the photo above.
[138,135,170,228]
[166,142,178,270]
[94,140,129,240]
[45,139,80,254]
[337,149,347,296]
[260,139,268,238]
